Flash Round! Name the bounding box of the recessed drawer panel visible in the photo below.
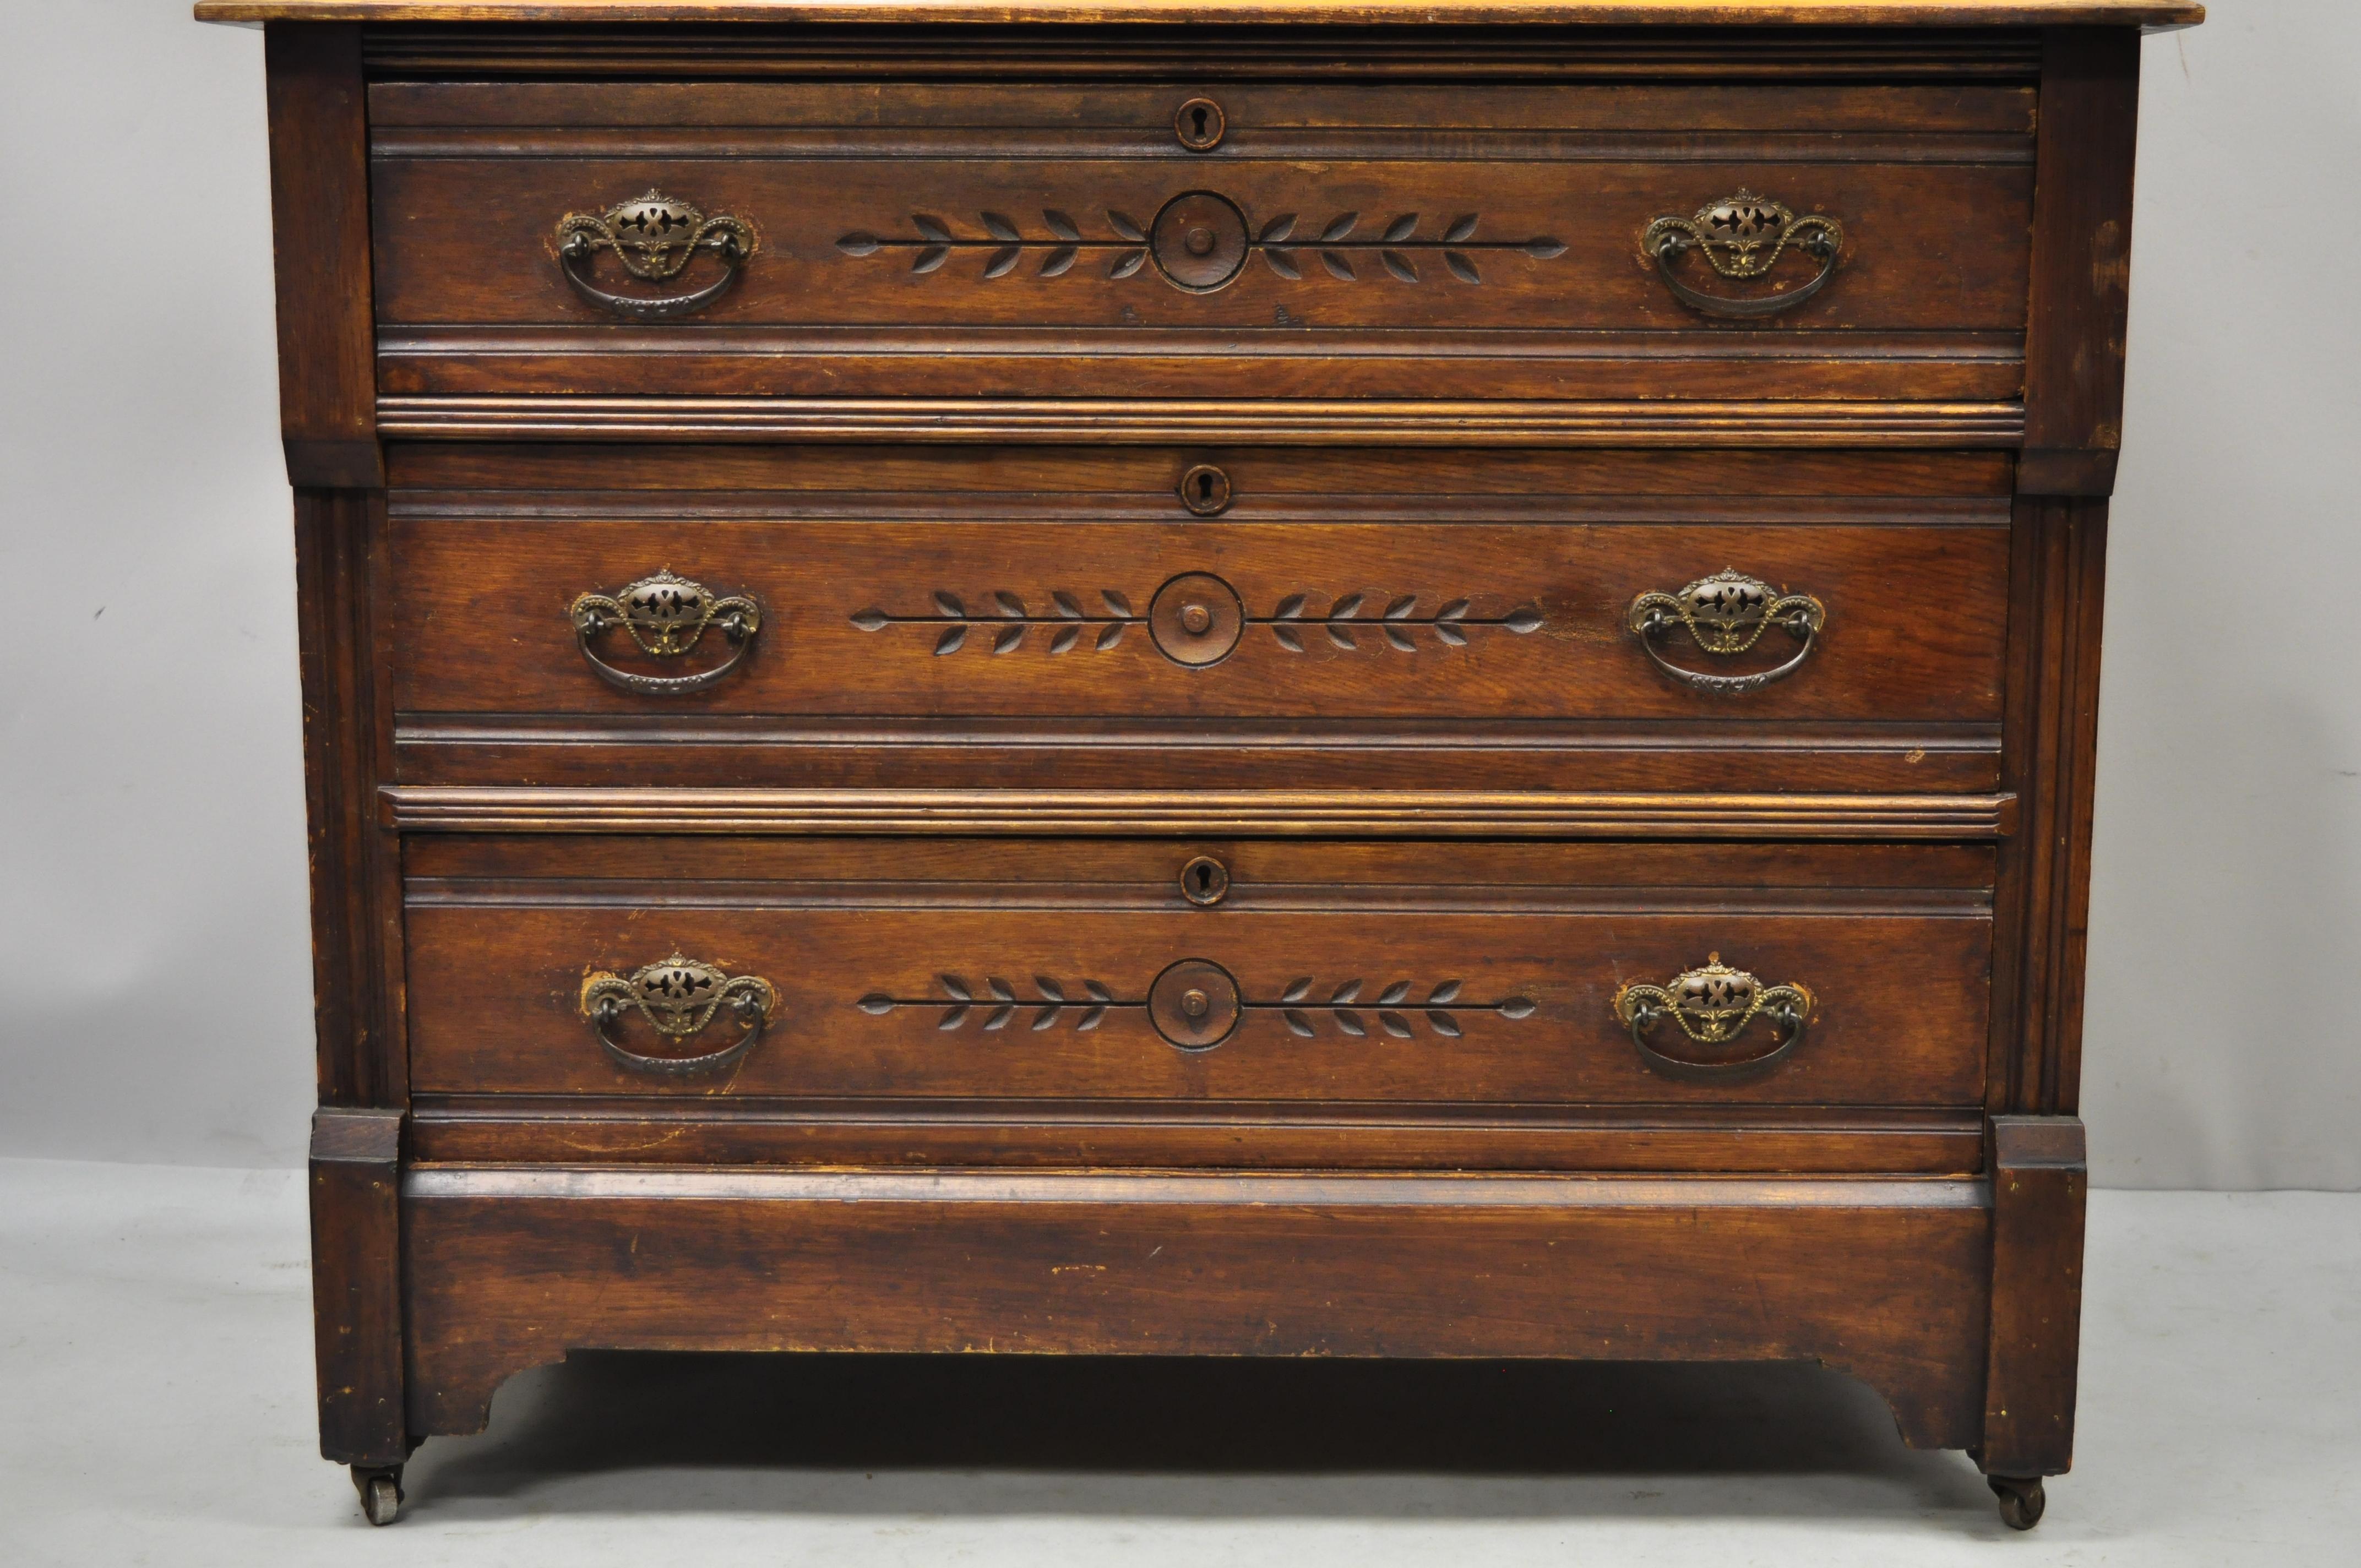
[404,839,1993,1111]
[387,518,2008,722]
[370,78,2032,405]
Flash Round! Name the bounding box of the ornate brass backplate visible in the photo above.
[579,953,779,1077]
[556,191,754,283]
[1613,954,1815,1082]
[1628,570,1825,694]
[569,569,761,695]
[1641,191,1843,319]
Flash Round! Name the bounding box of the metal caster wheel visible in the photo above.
[352,1465,404,1526]
[1989,1474,2046,1531]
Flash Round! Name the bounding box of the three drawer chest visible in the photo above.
[200,0,2201,1531]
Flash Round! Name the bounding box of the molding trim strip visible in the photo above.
[381,786,2017,838]
[376,395,2026,447]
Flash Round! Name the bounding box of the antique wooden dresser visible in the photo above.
[202,0,2199,1530]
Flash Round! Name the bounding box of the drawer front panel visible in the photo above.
[371,79,2031,403]
[387,518,2008,723]
[405,839,1992,1109]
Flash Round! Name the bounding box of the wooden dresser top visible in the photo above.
[195,1,2206,31]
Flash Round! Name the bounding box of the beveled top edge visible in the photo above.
[194,2,2206,32]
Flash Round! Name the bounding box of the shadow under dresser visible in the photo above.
[197,0,2202,1532]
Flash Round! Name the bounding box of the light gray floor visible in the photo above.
[2,1160,2353,1566]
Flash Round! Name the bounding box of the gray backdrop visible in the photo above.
[4,0,2354,1187]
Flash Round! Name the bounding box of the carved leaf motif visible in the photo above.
[1434,623,1468,646]
[1383,597,1417,621]
[1103,590,1135,617]
[1037,978,1066,1002]
[1445,215,1479,243]
[1095,622,1125,650]
[1049,625,1081,654]
[987,978,1016,1003]
[1052,592,1084,619]
[1505,607,1546,634]
[1108,211,1147,243]
[1332,981,1362,1004]
[1282,978,1314,1003]
[1085,981,1114,1003]
[1436,600,1470,623]
[1260,215,1298,244]
[984,246,1021,279]
[1498,997,1538,1019]
[850,608,889,630]
[856,993,895,1014]
[1380,1011,1414,1038]
[982,212,1020,241]
[995,592,1027,618]
[992,625,1025,654]
[1321,214,1358,242]
[983,1005,1015,1030]
[941,976,973,1001]
[1032,1005,1062,1030]
[935,592,966,618]
[912,246,950,274]
[1381,250,1418,283]
[1078,1006,1107,1031]
[912,215,953,243]
[1044,210,1081,241]
[1328,624,1358,650]
[933,625,966,655]
[1330,594,1366,621]
[1320,250,1355,281]
[1430,981,1463,1004]
[1283,1010,1315,1037]
[1110,249,1147,279]
[1264,248,1301,280]
[1446,252,1482,285]
[938,1005,969,1030]
[1040,246,1078,277]
[1427,1010,1464,1036]
[1274,625,1304,652]
[1523,238,1569,258]
[1273,595,1307,620]
[1384,627,1417,652]
[1378,982,1412,1004]
[1334,1009,1368,1037]
[837,232,880,257]
[1384,215,1418,243]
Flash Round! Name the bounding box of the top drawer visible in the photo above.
[371,77,2034,407]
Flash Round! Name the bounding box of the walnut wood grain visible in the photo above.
[400,1168,1993,1452]
[400,839,1993,1107]
[198,2,2206,29]
[384,516,2009,725]
[1981,1114,2087,1477]
[309,1108,406,1466]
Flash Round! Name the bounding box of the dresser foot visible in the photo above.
[352,1464,404,1526]
[1988,1474,2046,1531]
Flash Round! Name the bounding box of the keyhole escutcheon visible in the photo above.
[1175,96,1226,153]
[1180,854,1231,907]
[1177,463,1233,516]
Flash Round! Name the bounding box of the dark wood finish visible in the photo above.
[2019,28,2142,495]
[1988,496,2107,1113]
[1981,1114,2087,1477]
[402,1168,1993,1452]
[263,25,380,489]
[309,1108,407,1467]
[208,4,2179,1526]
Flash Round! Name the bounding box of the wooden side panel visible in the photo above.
[1981,1115,2087,1476]
[1989,496,2106,1114]
[264,23,380,488]
[311,1108,407,1467]
[402,1169,1992,1453]
[2019,28,2141,495]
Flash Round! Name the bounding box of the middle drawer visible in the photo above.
[387,515,2008,724]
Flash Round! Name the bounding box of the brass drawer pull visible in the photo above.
[556,191,754,321]
[1628,569,1824,695]
[569,569,760,696]
[1644,192,1842,320]
[1614,954,1814,1083]
[580,953,779,1077]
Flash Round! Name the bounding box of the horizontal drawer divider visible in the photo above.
[380,786,2018,838]
[376,395,2027,446]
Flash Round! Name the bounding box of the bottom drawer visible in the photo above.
[404,839,1993,1124]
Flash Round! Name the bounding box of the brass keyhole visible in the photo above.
[1174,96,1226,153]
[1179,854,1231,906]
[1177,463,1233,516]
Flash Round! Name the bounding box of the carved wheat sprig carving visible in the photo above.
[855,974,1537,1036]
[852,589,1543,654]
[850,591,1138,655]
[858,975,1123,1032]
[1267,979,1537,1038]
[1267,594,1545,652]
